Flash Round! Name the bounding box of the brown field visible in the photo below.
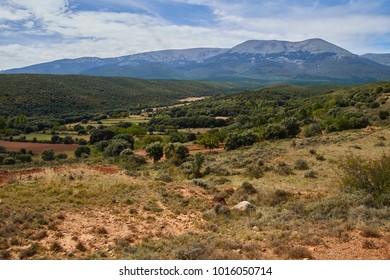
[0,140,79,154]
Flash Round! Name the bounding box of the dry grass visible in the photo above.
[0,128,390,259]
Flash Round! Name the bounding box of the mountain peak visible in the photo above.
[230,38,354,56]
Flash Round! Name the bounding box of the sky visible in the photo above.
[1,0,390,70]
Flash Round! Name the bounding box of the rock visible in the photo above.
[231,201,256,212]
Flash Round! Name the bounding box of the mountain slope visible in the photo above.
[362,53,390,66]
[2,39,390,83]
[0,74,234,118]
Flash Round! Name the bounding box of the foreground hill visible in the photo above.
[3,39,390,83]
[0,74,234,118]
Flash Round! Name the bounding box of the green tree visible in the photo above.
[41,149,55,161]
[198,133,219,150]
[89,129,115,144]
[263,124,288,140]
[104,139,131,157]
[165,143,189,164]
[113,134,135,150]
[282,117,301,137]
[146,142,164,163]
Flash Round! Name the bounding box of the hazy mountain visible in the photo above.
[2,39,390,83]
[361,53,390,66]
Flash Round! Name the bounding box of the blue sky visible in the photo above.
[1,0,390,70]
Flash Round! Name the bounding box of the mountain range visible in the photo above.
[2,38,390,83]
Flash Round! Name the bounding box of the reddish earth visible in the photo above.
[0,140,79,154]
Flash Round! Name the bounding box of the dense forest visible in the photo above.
[0,74,238,117]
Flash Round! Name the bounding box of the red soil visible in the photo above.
[0,140,79,154]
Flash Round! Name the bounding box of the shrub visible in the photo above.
[197,133,220,149]
[41,149,55,161]
[77,138,88,145]
[50,241,63,252]
[19,243,39,259]
[55,153,68,160]
[193,179,210,189]
[263,124,288,140]
[104,139,130,157]
[89,129,115,144]
[241,181,257,194]
[275,162,294,176]
[304,170,318,178]
[113,134,134,150]
[246,164,264,179]
[169,131,187,143]
[74,146,91,158]
[63,136,74,144]
[16,154,32,163]
[303,123,322,137]
[294,159,309,170]
[165,143,189,164]
[339,154,390,206]
[271,190,292,206]
[3,157,16,165]
[94,140,110,152]
[76,241,87,252]
[379,110,389,120]
[192,153,204,178]
[225,132,258,150]
[282,117,301,137]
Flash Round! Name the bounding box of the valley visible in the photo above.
[0,79,389,260]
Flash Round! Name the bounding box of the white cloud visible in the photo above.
[0,0,389,70]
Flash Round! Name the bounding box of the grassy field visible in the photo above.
[1,127,389,260]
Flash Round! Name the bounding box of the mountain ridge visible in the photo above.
[2,38,390,83]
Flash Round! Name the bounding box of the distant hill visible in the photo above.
[362,53,390,66]
[3,39,390,83]
[0,74,234,118]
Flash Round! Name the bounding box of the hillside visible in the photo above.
[0,81,389,260]
[149,82,390,136]
[0,74,235,118]
[3,39,390,83]
[362,53,390,66]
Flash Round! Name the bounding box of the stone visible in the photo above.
[231,201,256,212]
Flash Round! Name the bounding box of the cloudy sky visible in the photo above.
[1,0,390,70]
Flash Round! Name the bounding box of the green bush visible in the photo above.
[303,123,322,137]
[41,149,55,161]
[104,139,131,157]
[340,154,390,206]
[74,146,91,158]
[113,134,134,150]
[55,153,68,160]
[165,143,189,164]
[3,157,16,165]
[225,132,258,150]
[263,124,288,140]
[16,154,32,163]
